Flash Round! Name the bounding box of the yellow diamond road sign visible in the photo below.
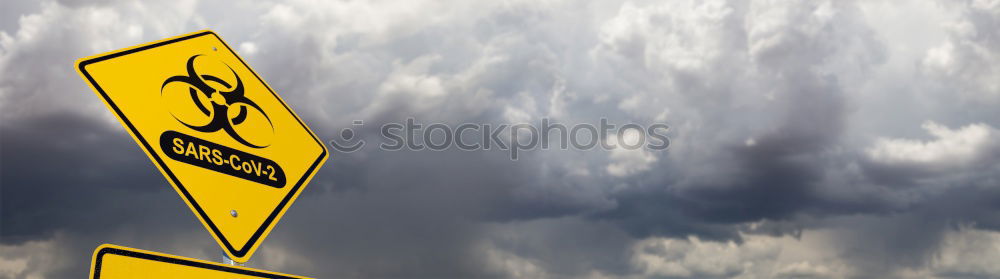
[91,244,309,278]
[76,30,328,262]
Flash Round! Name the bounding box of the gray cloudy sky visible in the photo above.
[3,0,1000,278]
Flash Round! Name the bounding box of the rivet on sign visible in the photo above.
[212,47,218,51]
[230,210,238,218]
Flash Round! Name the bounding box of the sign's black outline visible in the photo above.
[78,31,327,260]
[92,245,304,278]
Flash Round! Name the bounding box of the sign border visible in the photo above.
[76,30,328,262]
[90,244,308,279]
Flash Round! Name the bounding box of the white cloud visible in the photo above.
[606,128,658,177]
[920,0,1000,102]
[867,121,997,166]
[238,41,257,55]
[0,258,27,279]
[928,227,1000,277]
[631,232,851,279]
[775,261,836,278]
[482,241,548,279]
[0,236,61,279]
[0,0,201,123]
[631,227,1000,279]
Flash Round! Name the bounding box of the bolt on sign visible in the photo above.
[76,31,328,262]
[91,244,308,278]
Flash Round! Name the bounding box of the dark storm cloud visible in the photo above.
[4,0,1000,278]
[263,149,543,277]
[0,113,158,241]
[0,112,229,277]
[589,0,887,243]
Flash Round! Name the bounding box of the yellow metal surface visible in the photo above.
[90,244,309,279]
[76,31,328,262]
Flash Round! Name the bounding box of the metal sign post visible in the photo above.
[223,250,246,266]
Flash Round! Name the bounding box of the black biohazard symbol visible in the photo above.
[161,55,273,148]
